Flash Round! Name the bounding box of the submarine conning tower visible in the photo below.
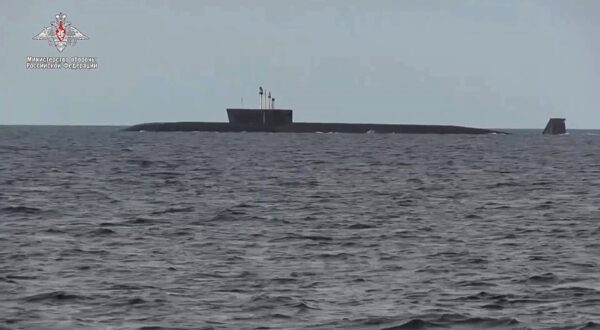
[226,108,293,126]
[542,118,566,135]
[226,86,293,127]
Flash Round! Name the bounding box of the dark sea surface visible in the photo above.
[1,126,600,330]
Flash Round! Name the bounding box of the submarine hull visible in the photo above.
[124,108,506,134]
[124,121,504,134]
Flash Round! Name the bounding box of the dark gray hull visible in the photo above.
[124,121,506,134]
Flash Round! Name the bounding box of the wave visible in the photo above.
[22,291,90,303]
[273,234,333,241]
[150,206,194,215]
[375,313,523,330]
[521,272,558,284]
[348,223,376,229]
[1,206,44,214]
[89,228,117,236]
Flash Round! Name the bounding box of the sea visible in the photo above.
[1,126,599,330]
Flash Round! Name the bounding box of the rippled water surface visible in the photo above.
[1,126,600,330]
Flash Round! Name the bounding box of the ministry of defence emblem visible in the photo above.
[33,12,88,52]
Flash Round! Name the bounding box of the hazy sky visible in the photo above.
[1,0,599,128]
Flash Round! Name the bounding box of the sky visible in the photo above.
[0,0,599,128]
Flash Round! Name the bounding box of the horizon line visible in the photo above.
[1,124,598,130]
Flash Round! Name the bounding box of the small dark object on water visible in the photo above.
[542,118,566,135]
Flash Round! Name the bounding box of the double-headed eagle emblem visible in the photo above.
[33,13,88,52]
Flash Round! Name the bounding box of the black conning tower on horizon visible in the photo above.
[542,118,566,135]
[226,86,293,127]
[226,108,293,127]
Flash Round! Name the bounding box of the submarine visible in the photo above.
[542,118,566,135]
[124,87,507,134]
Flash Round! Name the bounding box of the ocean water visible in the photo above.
[1,126,600,330]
